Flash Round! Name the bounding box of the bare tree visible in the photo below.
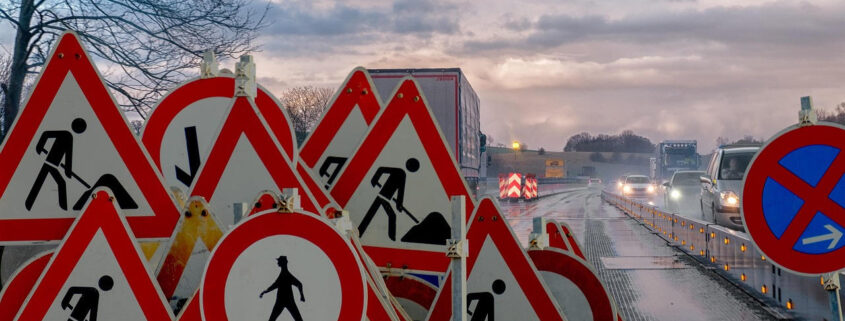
[280,86,334,145]
[129,119,143,136]
[0,0,268,138]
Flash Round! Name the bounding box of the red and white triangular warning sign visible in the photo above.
[155,196,225,302]
[199,211,367,321]
[188,96,329,224]
[299,67,383,191]
[15,190,174,321]
[142,75,297,191]
[0,251,53,321]
[425,198,565,321]
[0,32,180,243]
[330,78,474,273]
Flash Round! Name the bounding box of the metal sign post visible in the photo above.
[448,195,467,321]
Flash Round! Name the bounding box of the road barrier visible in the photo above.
[602,191,839,321]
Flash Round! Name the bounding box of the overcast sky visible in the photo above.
[4,0,844,152]
[245,0,845,152]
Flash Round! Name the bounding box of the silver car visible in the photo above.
[663,171,705,217]
[700,145,760,231]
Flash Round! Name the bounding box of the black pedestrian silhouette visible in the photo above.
[318,156,347,189]
[60,275,113,321]
[467,279,506,321]
[260,256,305,321]
[359,158,419,241]
[25,118,138,211]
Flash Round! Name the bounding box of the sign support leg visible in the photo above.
[448,196,467,321]
[826,272,843,321]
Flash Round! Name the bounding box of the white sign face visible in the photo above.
[299,68,383,192]
[201,212,366,321]
[15,190,173,321]
[0,74,156,219]
[187,98,325,222]
[156,95,232,190]
[344,116,453,252]
[37,230,148,320]
[465,236,540,321]
[144,79,297,193]
[223,235,342,320]
[310,105,368,189]
[207,134,288,226]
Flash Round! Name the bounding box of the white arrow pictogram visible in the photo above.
[801,224,844,249]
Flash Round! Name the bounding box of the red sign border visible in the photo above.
[0,250,52,321]
[186,97,326,214]
[0,32,180,243]
[425,198,565,321]
[200,211,367,321]
[16,190,174,320]
[743,122,845,275]
[141,77,296,169]
[528,248,618,320]
[330,78,475,273]
[299,67,383,168]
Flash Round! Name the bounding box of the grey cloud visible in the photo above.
[267,0,460,36]
[464,3,845,53]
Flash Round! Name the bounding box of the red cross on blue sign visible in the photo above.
[743,123,845,275]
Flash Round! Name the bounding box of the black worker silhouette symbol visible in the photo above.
[60,275,113,321]
[467,279,506,321]
[26,118,138,211]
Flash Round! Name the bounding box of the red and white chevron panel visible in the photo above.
[507,172,522,199]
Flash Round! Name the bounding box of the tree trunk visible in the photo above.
[0,0,35,291]
[3,0,36,140]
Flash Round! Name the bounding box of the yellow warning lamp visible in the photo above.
[512,141,521,151]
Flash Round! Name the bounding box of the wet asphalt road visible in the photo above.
[499,186,774,321]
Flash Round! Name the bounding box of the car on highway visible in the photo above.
[663,170,706,215]
[700,144,761,231]
[588,178,602,188]
[621,175,656,198]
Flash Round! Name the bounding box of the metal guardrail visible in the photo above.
[602,190,837,320]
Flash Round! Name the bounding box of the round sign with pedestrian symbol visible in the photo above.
[200,211,367,321]
[743,122,845,275]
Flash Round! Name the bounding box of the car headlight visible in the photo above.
[647,185,655,193]
[617,181,623,187]
[670,189,681,199]
[623,185,632,193]
[720,191,739,207]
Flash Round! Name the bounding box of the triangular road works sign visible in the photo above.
[330,78,474,273]
[15,190,174,321]
[142,74,297,191]
[299,67,383,191]
[425,198,566,321]
[0,32,179,244]
[188,96,328,225]
[155,196,225,303]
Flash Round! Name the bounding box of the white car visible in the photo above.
[621,175,656,198]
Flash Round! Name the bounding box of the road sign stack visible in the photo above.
[0,31,623,321]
